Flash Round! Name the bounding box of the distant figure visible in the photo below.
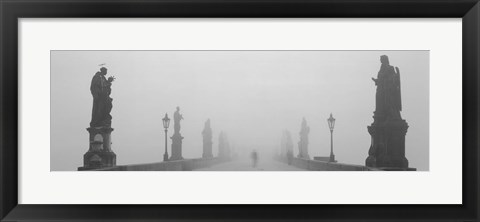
[251,150,259,168]
[218,131,231,158]
[173,106,184,134]
[281,130,294,157]
[286,149,293,165]
[90,67,115,127]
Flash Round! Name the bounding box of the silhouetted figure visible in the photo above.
[202,119,213,158]
[251,150,259,168]
[372,55,402,121]
[297,118,310,159]
[173,106,184,134]
[285,130,293,156]
[90,67,115,127]
[286,149,293,165]
[280,130,294,161]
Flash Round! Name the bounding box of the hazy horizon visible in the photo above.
[50,51,429,171]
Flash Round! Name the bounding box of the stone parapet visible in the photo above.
[275,155,415,171]
[87,157,229,171]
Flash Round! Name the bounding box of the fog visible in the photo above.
[51,51,429,171]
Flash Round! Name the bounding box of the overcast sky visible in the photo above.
[50,51,429,171]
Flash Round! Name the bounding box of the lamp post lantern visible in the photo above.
[162,113,171,161]
[327,113,336,162]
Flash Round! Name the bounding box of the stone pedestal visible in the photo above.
[366,119,409,169]
[297,153,310,159]
[203,141,213,158]
[329,153,336,162]
[163,152,169,161]
[78,127,116,171]
[170,133,184,161]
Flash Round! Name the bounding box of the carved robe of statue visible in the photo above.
[173,107,183,134]
[90,70,113,127]
[373,55,402,121]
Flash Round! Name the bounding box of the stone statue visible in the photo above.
[173,106,184,134]
[366,55,409,169]
[300,118,310,143]
[80,66,116,171]
[202,119,212,139]
[218,131,231,158]
[297,118,310,159]
[372,55,402,121]
[90,67,115,128]
[170,106,185,160]
[202,119,213,158]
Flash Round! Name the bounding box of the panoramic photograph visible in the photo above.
[50,51,429,171]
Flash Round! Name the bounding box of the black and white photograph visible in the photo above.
[4,0,479,220]
[50,50,429,171]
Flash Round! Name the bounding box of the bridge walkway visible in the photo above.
[194,156,302,171]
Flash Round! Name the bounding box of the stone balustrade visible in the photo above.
[275,155,415,171]
[86,157,229,171]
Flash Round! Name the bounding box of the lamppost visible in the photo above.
[162,113,171,161]
[327,113,336,162]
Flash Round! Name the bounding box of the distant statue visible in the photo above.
[170,106,185,160]
[90,67,115,127]
[286,149,293,165]
[173,106,184,134]
[372,55,402,121]
[202,119,213,158]
[250,149,259,168]
[218,131,231,158]
[300,118,310,144]
[202,119,212,141]
[297,118,310,159]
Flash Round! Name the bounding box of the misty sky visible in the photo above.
[50,51,429,171]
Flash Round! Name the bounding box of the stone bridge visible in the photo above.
[86,155,415,171]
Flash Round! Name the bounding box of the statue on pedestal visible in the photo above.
[79,66,117,171]
[170,106,184,160]
[366,55,410,169]
[173,106,183,134]
[297,118,310,159]
[202,119,213,158]
[218,131,231,159]
[90,67,115,128]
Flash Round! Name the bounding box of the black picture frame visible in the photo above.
[1,0,479,221]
